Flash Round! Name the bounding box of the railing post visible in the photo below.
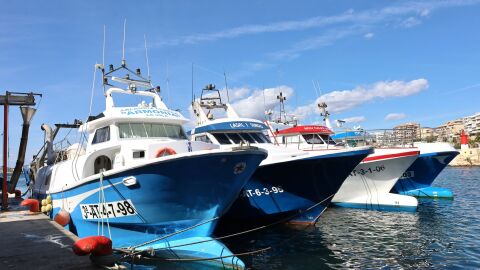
[2,98,8,210]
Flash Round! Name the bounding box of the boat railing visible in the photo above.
[333,128,418,148]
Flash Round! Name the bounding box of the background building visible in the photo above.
[435,119,464,142]
[420,127,436,141]
[463,112,480,136]
[394,122,421,142]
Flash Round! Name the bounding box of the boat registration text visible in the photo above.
[80,200,137,219]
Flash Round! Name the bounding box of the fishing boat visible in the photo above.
[29,61,267,269]
[273,125,419,211]
[190,85,372,227]
[391,142,459,198]
[331,128,459,199]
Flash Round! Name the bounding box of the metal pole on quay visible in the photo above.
[1,91,40,210]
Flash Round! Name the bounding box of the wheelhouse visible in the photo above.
[191,120,271,146]
[274,125,337,149]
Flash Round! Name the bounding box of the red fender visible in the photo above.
[14,189,22,198]
[155,147,177,158]
[73,236,113,256]
[54,209,71,226]
[20,199,40,212]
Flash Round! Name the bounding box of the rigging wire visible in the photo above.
[144,34,151,80]
[122,19,127,61]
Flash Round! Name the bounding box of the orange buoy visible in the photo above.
[54,209,71,226]
[73,236,113,256]
[20,199,40,212]
[155,147,177,158]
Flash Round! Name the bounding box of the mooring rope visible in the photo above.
[126,216,220,250]
[133,246,272,263]
[117,193,335,255]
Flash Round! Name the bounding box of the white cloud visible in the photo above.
[420,9,431,17]
[364,32,374,39]
[194,85,295,122]
[401,17,422,28]
[385,113,407,121]
[146,0,479,49]
[230,86,294,120]
[343,116,367,123]
[268,26,362,60]
[293,78,428,120]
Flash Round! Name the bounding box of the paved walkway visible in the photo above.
[0,198,98,269]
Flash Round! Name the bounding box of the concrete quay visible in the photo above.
[0,198,98,269]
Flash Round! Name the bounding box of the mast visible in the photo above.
[276,92,287,123]
[318,102,333,129]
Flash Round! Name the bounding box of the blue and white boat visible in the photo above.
[190,85,372,226]
[29,62,267,268]
[391,142,459,198]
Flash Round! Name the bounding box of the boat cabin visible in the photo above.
[190,119,272,146]
[273,125,337,150]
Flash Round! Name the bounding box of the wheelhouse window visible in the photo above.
[211,132,271,145]
[226,133,243,144]
[212,133,232,144]
[239,133,256,143]
[302,134,323,144]
[118,123,187,139]
[194,135,212,143]
[92,126,110,144]
[320,134,336,145]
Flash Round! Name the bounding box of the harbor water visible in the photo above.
[13,167,480,269]
[225,166,480,269]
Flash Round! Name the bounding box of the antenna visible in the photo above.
[262,87,269,121]
[144,34,151,79]
[312,80,320,99]
[223,70,230,103]
[102,25,106,67]
[122,19,127,65]
[191,63,194,103]
[166,61,170,103]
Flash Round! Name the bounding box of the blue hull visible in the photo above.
[219,149,372,228]
[391,151,459,198]
[36,151,266,268]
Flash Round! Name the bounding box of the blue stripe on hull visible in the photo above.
[396,186,454,199]
[219,149,371,228]
[39,151,265,267]
[332,202,417,212]
[392,151,458,198]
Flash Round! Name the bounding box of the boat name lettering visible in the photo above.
[120,108,182,118]
[242,186,284,198]
[229,122,264,129]
[400,170,414,179]
[249,123,264,129]
[230,122,246,128]
[80,199,137,220]
[350,165,385,177]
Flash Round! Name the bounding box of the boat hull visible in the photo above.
[219,148,371,227]
[332,150,419,212]
[37,150,266,268]
[392,151,459,199]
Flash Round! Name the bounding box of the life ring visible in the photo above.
[155,147,177,158]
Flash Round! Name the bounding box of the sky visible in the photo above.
[1,0,480,166]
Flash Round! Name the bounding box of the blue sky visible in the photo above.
[1,0,480,166]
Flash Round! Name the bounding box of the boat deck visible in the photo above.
[0,198,98,269]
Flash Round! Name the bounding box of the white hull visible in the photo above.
[332,148,419,211]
